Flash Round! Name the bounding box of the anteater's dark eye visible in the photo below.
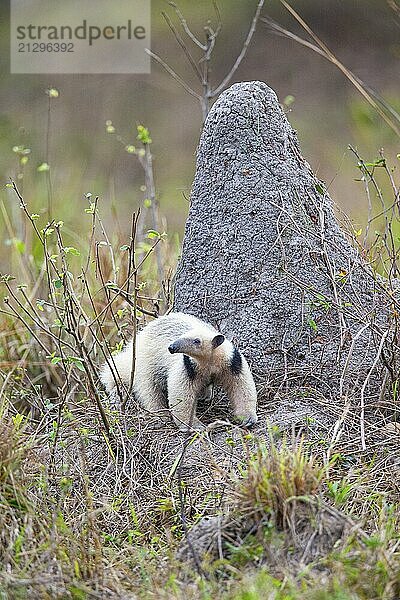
[193,338,201,346]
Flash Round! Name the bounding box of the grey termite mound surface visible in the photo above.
[174,81,395,432]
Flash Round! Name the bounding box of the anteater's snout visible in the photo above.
[168,342,179,354]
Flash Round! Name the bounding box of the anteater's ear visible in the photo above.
[212,334,225,349]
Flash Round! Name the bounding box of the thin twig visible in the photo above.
[145,49,201,100]
[128,212,139,401]
[263,16,400,128]
[274,0,400,137]
[143,144,166,301]
[360,331,389,451]
[211,0,265,97]
[162,11,203,82]
[168,1,207,50]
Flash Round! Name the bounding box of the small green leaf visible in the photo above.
[0,274,16,282]
[136,124,152,145]
[144,198,152,208]
[13,238,25,255]
[46,88,59,98]
[53,279,62,289]
[12,413,25,430]
[283,94,295,107]
[12,145,31,156]
[360,159,385,168]
[105,120,115,134]
[64,246,80,256]
[308,318,317,332]
[147,229,160,239]
[68,356,85,371]
[37,162,50,172]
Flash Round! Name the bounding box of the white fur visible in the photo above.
[100,312,257,430]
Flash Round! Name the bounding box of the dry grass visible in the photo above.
[235,434,323,526]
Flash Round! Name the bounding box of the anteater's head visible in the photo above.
[168,329,225,361]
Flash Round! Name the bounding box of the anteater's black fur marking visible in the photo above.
[230,347,242,375]
[183,355,197,381]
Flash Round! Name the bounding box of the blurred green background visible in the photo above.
[0,0,399,274]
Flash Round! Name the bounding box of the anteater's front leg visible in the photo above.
[218,353,258,427]
[167,361,205,431]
